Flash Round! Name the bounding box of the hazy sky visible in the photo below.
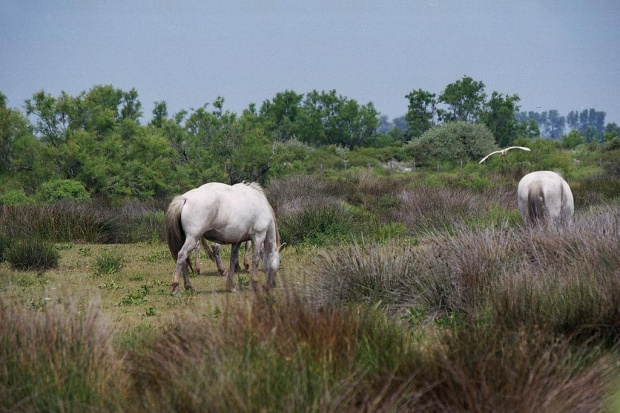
[1,0,619,124]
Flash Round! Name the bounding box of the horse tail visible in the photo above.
[528,183,546,223]
[165,195,186,261]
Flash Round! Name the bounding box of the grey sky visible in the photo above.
[1,0,619,125]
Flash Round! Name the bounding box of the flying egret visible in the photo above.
[479,146,531,164]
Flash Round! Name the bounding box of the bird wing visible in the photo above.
[505,146,531,152]
[479,150,501,164]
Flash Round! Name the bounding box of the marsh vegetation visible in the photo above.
[1,165,619,411]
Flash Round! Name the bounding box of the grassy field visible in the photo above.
[2,168,620,411]
[0,241,311,335]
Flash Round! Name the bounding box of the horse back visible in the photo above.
[182,182,276,244]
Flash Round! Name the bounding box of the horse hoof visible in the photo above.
[170,282,180,295]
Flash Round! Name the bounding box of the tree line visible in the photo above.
[0,77,618,202]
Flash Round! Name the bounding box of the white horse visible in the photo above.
[165,182,281,293]
[517,171,574,226]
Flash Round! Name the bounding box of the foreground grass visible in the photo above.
[1,289,615,412]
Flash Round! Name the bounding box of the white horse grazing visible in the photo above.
[517,171,574,226]
[165,182,281,293]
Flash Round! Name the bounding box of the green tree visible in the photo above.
[561,129,585,149]
[604,122,619,142]
[259,90,304,142]
[25,90,71,147]
[481,92,521,146]
[185,98,276,185]
[0,95,32,174]
[404,89,437,138]
[438,76,486,122]
[517,119,540,140]
[150,101,168,129]
[296,90,379,148]
[544,110,565,139]
[567,110,579,130]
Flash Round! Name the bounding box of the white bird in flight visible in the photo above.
[479,146,531,164]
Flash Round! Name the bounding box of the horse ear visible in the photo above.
[278,243,287,253]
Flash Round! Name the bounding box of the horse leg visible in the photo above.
[193,240,201,275]
[211,243,226,276]
[250,235,265,292]
[225,242,242,292]
[243,241,251,271]
[172,236,198,293]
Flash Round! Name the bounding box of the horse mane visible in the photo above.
[245,181,266,195]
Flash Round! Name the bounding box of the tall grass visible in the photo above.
[2,292,613,411]
[0,299,129,412]
[0,200,165,243]
[129,292,615,412]
[306,204,620,344]
[130,294,425,411]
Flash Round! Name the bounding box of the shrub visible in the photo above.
[393,186,482,234]
[5,238,59,271]
[279,203,354,246]
[601,148,620,178]
[0,189,34,205]
[562,129,586,149]
[35,179,91,204]
[405,121,496,164]
[266,174,339,216]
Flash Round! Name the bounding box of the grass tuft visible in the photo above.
[5,238,59,271]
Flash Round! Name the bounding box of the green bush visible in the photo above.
[405,121,496,164]
[5,239,59,271]
[0,189,34,206]
[36,179,91,204]
[562,130,586,149]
